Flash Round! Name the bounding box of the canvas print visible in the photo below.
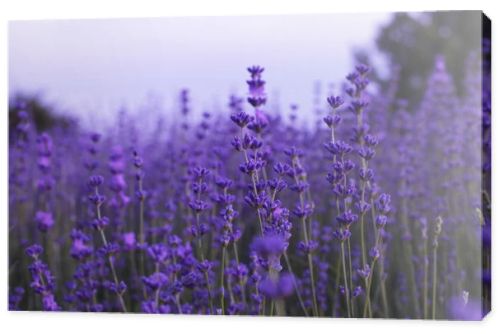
[8,11,491,319]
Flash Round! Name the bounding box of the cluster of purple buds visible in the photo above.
[258,272,294,299]
[9,287,25,310]
[70,229,92,260]
[246,66,269,133]
[108,146,130,209]
[83,133,101,172]
[180,89,190,130]
[35,210,54,233]
[25,244,60,311]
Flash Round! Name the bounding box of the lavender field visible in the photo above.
[8,12,491,319]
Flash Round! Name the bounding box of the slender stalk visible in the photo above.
[138,177,145,280]
[378,253,389,316]
[346,238,356,316]
[432,216,443,320]
[98,229,127,312]
[154,263,160,310]
[195,211,215,314]
[136,174,147,300]
[356,99,369,269]
[292,157,319,316]
[220,246,226,314]
[332,252,342,316]
[240,131,264,235]
[269,300,275,316]
[93,186,127,312]
[400,198,421,316]
[307,253,319,316]
[423,238,429,319]
[370,197,389,316]
[172,255,183,314]
[284,252,309,316]
[363,229,383,317]
[232,243,247,306]
[275,299,286,316]
[432,246,438,320]
[359,185,368,269]
[363,261,376,317]
[190,175,215,314]
[340,241,351,317]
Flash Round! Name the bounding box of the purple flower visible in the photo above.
[258,273,294,298]
[231,111,253,128]
[369,247,380,259]
[357,264,371,279]
[333,229,351,242]
[349,99,370,114]
[9,287,25,310]
[122,232,136,250]
[88,175,104,188]
[103,280,127,295]
[364,134,379,147]
[142,272,169,290]
[42,294,60,311]
[88,193,106,207]
[357,147,375,161]
[447,296,482,320]
[359,168,374,182]
[70,238,92,260]
[239,158,266,175]
[99,242,120,256]
[327,95,345,109]
[91,217,110,230]
[188,199,209,213]
[355,200,371,214]
[247,65,265,79]
[323,114,342,128]
[376,215,388,228]
[251,235,287,257]
[297,240,319,254]
[25,244,60,311]
[352,286,363,298]
[376,193,391,214]
[324,141,352,156]
[147,244,169,263]
[35,211,54,232]
[355,64,370,75]
[25,244,43,258]
[336,210,358,227]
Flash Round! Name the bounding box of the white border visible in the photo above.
[1,1,498,333]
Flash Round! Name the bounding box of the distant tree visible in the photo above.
[9,93,77,133]
[374,11,481,107]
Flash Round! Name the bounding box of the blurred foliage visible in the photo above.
[373,11,481,107]
[9,93,77,133]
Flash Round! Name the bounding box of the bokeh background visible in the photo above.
[9,12,480,131]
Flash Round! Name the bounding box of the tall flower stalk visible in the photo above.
[88,175,127,312]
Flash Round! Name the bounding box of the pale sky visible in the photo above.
[9,13,391,128]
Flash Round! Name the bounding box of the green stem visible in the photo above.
[363,230,383,317]
[94,186,127,312]
[422,234,429,319]
[432,216,443,320]
[341,241,351,317]
[432,246,438,319]
[220,246,226,315]
[284,252,309,316]
[99,229,127,312]
[292,157,318,317]
[346,238,355,316]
